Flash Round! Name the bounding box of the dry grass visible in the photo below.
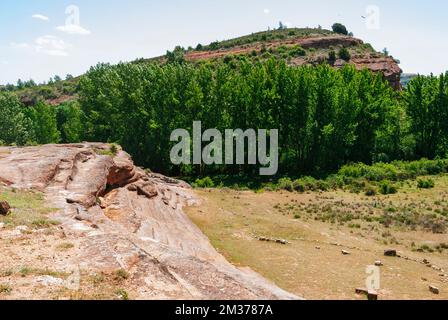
[0,188,58,228]
[186,175,448,300]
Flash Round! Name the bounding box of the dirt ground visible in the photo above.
[0,188,133,300]
[186,176,448,300]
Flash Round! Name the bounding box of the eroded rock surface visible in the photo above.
[0,143,298,300]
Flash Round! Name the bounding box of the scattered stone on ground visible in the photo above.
[0,200,10,216]
[384,249,397,257]
[429,286,440,295]
[258,236,289,245]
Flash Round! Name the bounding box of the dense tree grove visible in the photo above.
[76,59,406,175]
[0,92,33,145]
[1,58,447,179]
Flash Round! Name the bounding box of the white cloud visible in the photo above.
[34,35,71,57]
[32,14,49,21]
[10,42,31,49]
[264,9,270,15]
[56,24,91,35]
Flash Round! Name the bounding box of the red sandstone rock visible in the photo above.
[0,143,299,300]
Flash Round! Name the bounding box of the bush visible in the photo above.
[193,177,215,188]
[332,23,348,35]
[365,185,377,196]
[289,45,306,57]
[328,50,336,64]
[338,48,351,61]
[293,180,305,192]
[417,178,435,189]
[379,180,398,195]
[278,178,293,191]
[110,144,119,156]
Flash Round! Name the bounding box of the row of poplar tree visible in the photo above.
[1,58,447,177]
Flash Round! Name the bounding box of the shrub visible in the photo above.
[114,269,130,281]
[293,180,305,192]
[289,45,306,57]
[278,178,293,192]
[338,48,351,61]
[110,144,119,156]
[116,289,129,300]
[0,284,12,295]
[301,176,318,191]
[326,174,344,189]
[193,177,215,188]
[417,178,435,189]
[365,185,377,196]
[379,180,398,195]
[328,50,336,64]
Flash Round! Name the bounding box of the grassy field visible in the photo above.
[0,188,58,229]
[186,175,448,300]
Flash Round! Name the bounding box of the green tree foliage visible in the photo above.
[56,101,84,143]
[1,57,448,181]
[0,92,33,145]
[404,73,448,158]
[77,59,402,176]
[25,102,60,144]
[332,23,348,35]
[166,46,185,64]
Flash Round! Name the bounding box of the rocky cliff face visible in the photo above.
[185,34,403,90]
[0,143,298,300]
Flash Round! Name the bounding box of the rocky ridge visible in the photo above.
[185,34,403,89]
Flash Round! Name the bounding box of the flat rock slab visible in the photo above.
[0,143,299,300]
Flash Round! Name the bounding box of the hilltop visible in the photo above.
[0,27,402,106]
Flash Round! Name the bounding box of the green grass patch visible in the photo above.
[0,188,58,228]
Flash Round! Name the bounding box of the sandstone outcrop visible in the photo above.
[185,34,402,90]
[0,143,298,300]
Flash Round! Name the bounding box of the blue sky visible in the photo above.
[1,0,448,84]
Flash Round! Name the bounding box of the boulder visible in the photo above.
[0,200,11,216]
[384,249,397,257]
[367,290,378,301]
[136,182,158,199]
[355,288,368,295]
[375,260,383,267]
[429,286,440,295]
